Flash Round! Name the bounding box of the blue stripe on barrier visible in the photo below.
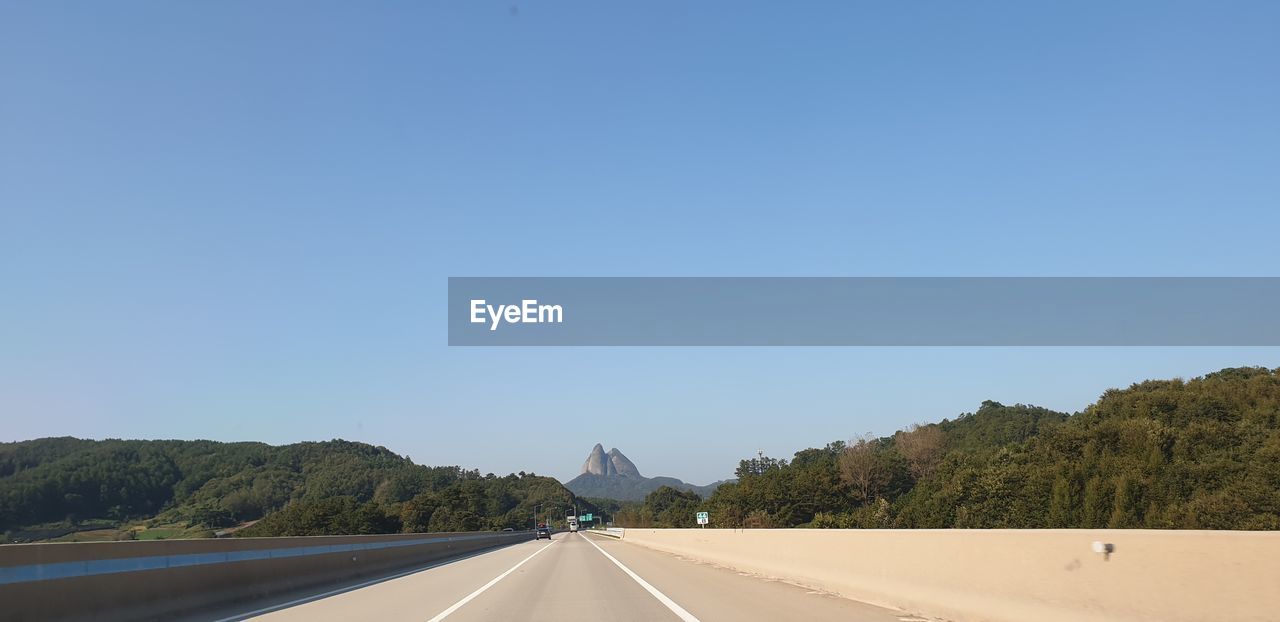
[0,533,516,586]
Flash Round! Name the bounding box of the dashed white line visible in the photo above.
[425,540,557,622]
[580,532,702,622]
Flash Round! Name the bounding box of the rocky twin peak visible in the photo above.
[580,443,642,478]
[568,443,728,502]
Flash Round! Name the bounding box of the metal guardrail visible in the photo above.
[0,532,507,586]
[0,530,529,622]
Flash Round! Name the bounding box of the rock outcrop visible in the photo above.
[607,448,641,477]
[581,443,614,476]
[567,443,729,502]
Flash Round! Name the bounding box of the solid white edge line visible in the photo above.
[580,532,701,622]
[212,545,508,622]
[425,539,557,622]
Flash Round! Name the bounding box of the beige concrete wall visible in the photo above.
[619,529,1280,622]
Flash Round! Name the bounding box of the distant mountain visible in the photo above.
[565,444,730,502]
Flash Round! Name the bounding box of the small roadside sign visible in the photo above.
[696,511,709,526]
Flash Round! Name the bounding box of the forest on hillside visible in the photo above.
[0,438,590,542]
[617,367,1280,530]
[5,367,1277,540]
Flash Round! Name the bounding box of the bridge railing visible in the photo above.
[0,530,530,622]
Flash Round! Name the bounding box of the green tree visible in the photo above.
[1108,475,1143,528]
[1047,474,1079,528]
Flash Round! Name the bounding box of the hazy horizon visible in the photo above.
[5,356,1278,484]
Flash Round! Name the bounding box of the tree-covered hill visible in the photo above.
[565,473,727,502]
[628,367,1280,530]
[7,366,1277,538]
[0,438,590,541]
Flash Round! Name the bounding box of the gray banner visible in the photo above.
[447,277,1280,346]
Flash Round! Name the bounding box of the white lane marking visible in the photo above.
[425,540,557,622]
[580,533,702,622]
[213,545,509,621]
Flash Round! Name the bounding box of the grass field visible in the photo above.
[33,523,209,543]
[135,528,184,540]
[52,529,126,542]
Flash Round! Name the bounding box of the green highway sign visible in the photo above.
[582,513,593,521]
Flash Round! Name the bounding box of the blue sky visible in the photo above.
[2,2,1278,483]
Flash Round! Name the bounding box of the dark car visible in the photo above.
[535,526,551,540]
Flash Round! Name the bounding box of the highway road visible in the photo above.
[213,531,918,622]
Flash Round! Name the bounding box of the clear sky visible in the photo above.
[3,2,1278,484]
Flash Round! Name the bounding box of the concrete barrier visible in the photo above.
[618,529,1280,622]
[0,530,530,621]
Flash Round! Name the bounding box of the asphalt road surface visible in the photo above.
[215,531,919,622]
